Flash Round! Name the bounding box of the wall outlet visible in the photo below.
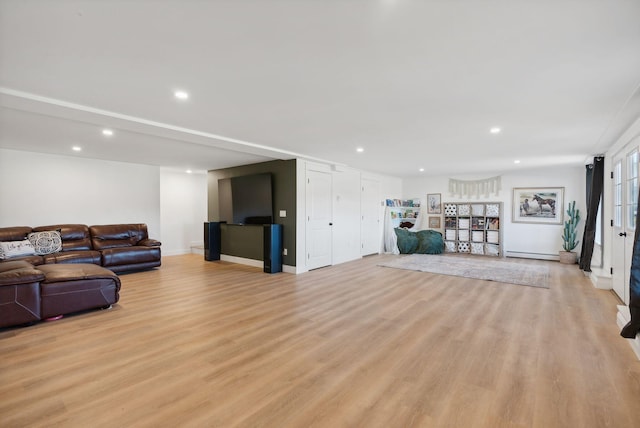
[279,210,287,217]
[283,248,288,256]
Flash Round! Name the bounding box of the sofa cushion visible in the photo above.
[33,224,93,251]
[0,226,32,242]
[0,239,36,260]
[101,246,161,267]
[0,260,46,286]
[28,230,62,255]
[0,260,34,273]
[0,255,45,266]
[90,224,150,250]
[43,250,102,265]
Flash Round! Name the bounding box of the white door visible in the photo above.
[332,171,361,265]
[306,169,332,270]
[361,178,381,255]
[612,149,638,304]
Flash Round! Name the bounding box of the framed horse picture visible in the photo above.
[512,187,564,224]
[427,193,442,214]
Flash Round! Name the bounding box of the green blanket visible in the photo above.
[394,228,444,254]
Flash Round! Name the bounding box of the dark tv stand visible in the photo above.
[204,222,283,274]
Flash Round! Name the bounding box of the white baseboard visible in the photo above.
[219,255,297,274]
[504,251,559,261]
[220,255,263,268]
[191,245,204,256]
[164,248,194,256]
[617,305,640,360]
[283,265,300,274]
[589,272,613,290]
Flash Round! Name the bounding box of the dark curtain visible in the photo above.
[579,162,594,268]
[621,171,640,338]
[579,157,604,272]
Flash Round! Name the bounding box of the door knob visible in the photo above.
[620,232,627,237]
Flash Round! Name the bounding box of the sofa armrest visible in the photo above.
[138,238,161,247]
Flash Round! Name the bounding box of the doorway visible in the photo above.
[612,148,638,304]
[306,169,332,270]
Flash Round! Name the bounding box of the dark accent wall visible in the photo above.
[208,160,296,266]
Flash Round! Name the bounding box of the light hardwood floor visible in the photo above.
[1,254,639,427]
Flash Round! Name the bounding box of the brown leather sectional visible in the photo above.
[0,223,160,328]
[0,223,161,273]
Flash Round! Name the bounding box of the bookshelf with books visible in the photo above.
[386,199,421,228]
[443,202,502,256]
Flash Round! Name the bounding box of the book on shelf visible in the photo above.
[385,198,421,207]
[471,217,485,230]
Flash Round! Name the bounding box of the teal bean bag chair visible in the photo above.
[394,228,444,254]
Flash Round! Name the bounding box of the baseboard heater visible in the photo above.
[504,251,559,261]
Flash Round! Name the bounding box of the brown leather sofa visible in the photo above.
[89,224,161,273]
[0,223,158,328]
[0,223,161,273]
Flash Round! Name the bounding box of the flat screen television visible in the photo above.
[218,173,273,225]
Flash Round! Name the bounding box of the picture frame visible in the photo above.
[512,187,564,224]
[428,216,441,229]
[427,193,442,214]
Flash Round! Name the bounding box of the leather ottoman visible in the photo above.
[37,264,121,319]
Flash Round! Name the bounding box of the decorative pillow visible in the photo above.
[28,230,62,255]
[0,239,36,259]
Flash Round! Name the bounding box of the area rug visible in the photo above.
[379,254,549,289]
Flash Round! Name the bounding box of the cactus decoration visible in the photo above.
[562,201,581,252]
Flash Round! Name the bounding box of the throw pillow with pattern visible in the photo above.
[28,230,62,255]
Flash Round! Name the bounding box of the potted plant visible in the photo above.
[559,201,580,264]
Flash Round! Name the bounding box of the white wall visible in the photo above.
[295,160,402,272]
[0,149,161,236]
[364,170,402,253]
[403,166,585,259]
[4,148,588,264]
[0,148,207,256]
[159,168,208,256]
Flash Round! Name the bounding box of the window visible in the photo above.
[626,150,638,230]
[595,195,602,246]
[614,160,622,228]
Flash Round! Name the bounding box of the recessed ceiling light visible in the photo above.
[356,147,364,153]
[186,169,192,174]
[174,90,189,100]
[72,146,82,152]
[514,160,521,164]
[490,127,501,134]
[102,129,113,136]
[419,168,425,172]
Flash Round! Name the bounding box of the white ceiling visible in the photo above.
[1,0,640,177]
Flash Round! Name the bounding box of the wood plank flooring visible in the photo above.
[1,254,639,427]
